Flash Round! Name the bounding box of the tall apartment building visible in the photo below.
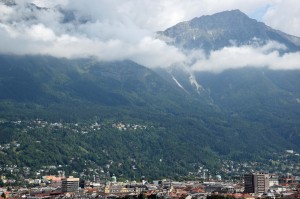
[61,176,80,193]
[244,173,269,194]
[244,174,255,193]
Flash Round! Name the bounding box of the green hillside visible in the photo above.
[0,55,299,179]
[195,68,300,149]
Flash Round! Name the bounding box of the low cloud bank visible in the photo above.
[0,0,299,72]
[189,41,300,73]
[0,1,186,68]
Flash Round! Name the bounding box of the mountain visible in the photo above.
[157,9,300,52]
[0,55,212,119]
[156,9,300,150]
[0,54,299,179]
[0,55,227,178]
[0,10,299,179]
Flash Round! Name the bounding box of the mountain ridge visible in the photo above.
[157,9,300,52]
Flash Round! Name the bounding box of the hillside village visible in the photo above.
[0,119,300,198]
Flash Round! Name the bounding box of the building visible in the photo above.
[244,174,255,193]
[244,173,269,194]
[269,175,279,187]
[254,173,269,194]
[61,176,79,193]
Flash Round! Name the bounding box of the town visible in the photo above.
[0,119,300,198]
[0,170,300,198]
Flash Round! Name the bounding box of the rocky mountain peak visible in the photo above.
[189,9,255,28]
[157,10,300,52]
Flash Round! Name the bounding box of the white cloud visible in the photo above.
[26,24,56,42]
[0,0,188,68]
[32,0,68,7]
[262,0,300,37]
[190,41,300,73]
[128,37,186,68]
[0,3,13,20]
[0,0,299,70]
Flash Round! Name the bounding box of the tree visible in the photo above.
[1,192,6,199]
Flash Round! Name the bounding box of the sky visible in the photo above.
[0,0,299,72]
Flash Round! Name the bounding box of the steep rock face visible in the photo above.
[157,10,300,52]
